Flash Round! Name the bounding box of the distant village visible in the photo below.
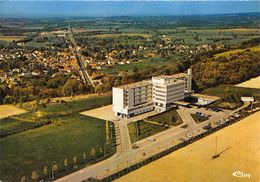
[0,39,225,89]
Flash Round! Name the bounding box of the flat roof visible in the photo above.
[193,93,220,101]
[115,72,188,90]
[174,101,190,106]
[153,73,186,80]
[117,80,152,89]
[241,97,254,102]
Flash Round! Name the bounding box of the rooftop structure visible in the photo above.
[117,80,152,89]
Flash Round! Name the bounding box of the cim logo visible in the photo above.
[232,171,251,178]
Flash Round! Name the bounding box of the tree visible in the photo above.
[95,84,103,95]
[64,158,68,169]
[73,156,77,164]
[90,147,96,159]
[114,77,122,86]
[83,152,86,160]
[3,95,14,104]
[43,166,48,176]
[62,79,85,96]
[31,170,39,181]
[99,147,103,154]
[73,156,78,169]
[133,66,139,73]
[52,164,58,173]
[20,176,26,182]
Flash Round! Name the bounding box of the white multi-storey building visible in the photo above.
[112,81,154,118]
[112,69,193,117]
[152,76,185,112]
[152,69,193,112]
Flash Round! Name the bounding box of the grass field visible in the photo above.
[236,76,260,89]
[164,28,259,45]
[0,36,26,42]
[148,109,183,126]
[39,95,112,115]
[128,110,183,143]
[201,85,260,99]
[214,46,260,58]
[20,93,101,110]
[116,111,260,182]
[191,114,208,123]
[128,120,166,143]
[0,95,112,136]
[192,28,260,33]
[217,102,239,110]
[0,117,41,137]
[94,33,151,38]
[0,95,115,182]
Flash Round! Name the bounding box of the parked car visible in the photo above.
[148,137,156,142]
[179,138,186,142]
[132,144,139,149]
[186,133,193,138]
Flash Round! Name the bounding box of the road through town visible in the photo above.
[67,25,93,87]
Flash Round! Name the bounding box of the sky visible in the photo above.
[0,1,259,18]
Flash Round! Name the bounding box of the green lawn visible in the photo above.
[0,118,39,136]
[128,110,183,143]
[191,114,208,123]
[207,99,243,110]
[40,95,112,114]
[167,28,259,45]
[148,109,183,126]
[214,46,260,58]
[93,33,151,38]
[0,114,116,182]
[128,120,166,143]
[201,86,260,99]
[217,101,241,110]
[0,95,115,182]
[0,95,112,136]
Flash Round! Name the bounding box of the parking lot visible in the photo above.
[133,103,237,150]
[180,105,233,127]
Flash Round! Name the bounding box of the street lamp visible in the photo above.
[52,161,56,180]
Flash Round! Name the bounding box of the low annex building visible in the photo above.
[113,69,193,118]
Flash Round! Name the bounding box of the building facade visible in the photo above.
[152,69,193,112]
[113,69,193,118]
[152,76,185,112]
[112,81,154,118]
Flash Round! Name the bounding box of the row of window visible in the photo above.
[129,102,154,111]
[134,91,152,96]
[133,86,152,92]
[155,97,166,102]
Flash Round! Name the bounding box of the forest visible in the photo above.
[191,50,260,90]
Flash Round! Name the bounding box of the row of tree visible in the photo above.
[20,147,98,182]
[1,77,89,104]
